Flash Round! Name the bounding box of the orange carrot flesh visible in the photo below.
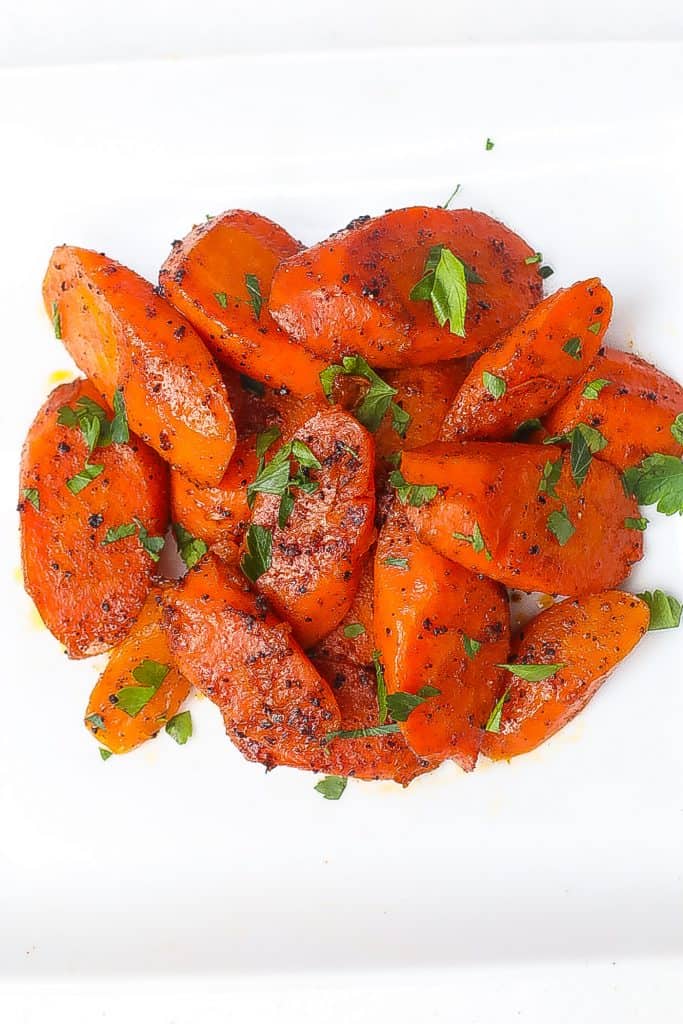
[482,591,649,759]
[441,279,613,440]
[373,361,469,459]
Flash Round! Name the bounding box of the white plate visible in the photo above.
[1,42,682,1022]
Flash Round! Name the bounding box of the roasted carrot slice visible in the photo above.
[440,279,612,441]
[159,210,327,395]
[311,557,375,667]
[269,206,542,367]
[544,347,683,469]
[482,591,649,760]
[372,361,469,460]
[374,507,510,769]
[19,379,168,658]
[311,655,435,784]
[84,591,190,754]
[249,408,376,648]
[401,441,643,595]
[162,555,341,769]
[43,246,234,485]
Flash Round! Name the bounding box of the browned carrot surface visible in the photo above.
[482,591,649,759]
[43,246,234,485]
[401,441,643,595]
[544,347,683,469]
[440,279,612,440]
[159,210,327,395]
[311,557,375,667]
[19,379,168,658]
[84,591,190,754]
[372,362,469,459]
[269,207,543,366]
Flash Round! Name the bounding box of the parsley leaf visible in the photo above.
[324,724,400,742]
[547,505,575,545]
[452,521,492,560]
[382,556,409,570]
[99,747,113,761]
[214,292,228,308]
[624,517,648,531]
[539,458,563,498]
[166,710,192,745]
[582,378,611,400]
[240,374,265,396]
[320,354,410,437]
[498,663,566,681]
[244,273,263,319]
[538,265,554,280]
[314,775,348,800]
[247,437,321,524]
[562,336,582,360]
[22,487,40,510]
[623,454,683,515]
[671,414,683,445]
[51,300,62,338]
[588,322,602,335]
[102,522,138,545]
[135,520,165,562]
[514,417,543,439]
[132,659,170,687]
[241,524,272,582]
[373,649,388,725]
[173,522,208,569]
[343,623,366,639]
[484,689,510,733]
[442,183,461,208]
[544,423,607,487]
[637,589,682,630]
[386,685,441,722]
[483,371,506,399]
[389,469,438,507]
[110,388,129,444]
[524,252,543,265]
[85,713,104,730]
[256,426,281,460]
[66,463,104,494]
[485,137,494,150]
[114,660,170,717]
[411,246,468,337]
[462,635,481,659]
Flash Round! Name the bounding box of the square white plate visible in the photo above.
[1,42,682,1021]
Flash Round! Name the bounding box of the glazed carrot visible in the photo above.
[374,507,510,769]
[221,366,327,439]
[372,361,469,459]
[440,279,612,441]
[544,347,683,469]
[482,591,649,760]
[311,557,375,668]
[269,206,543,367]
[43,246,234,486]
[401,441,643,595]
[19,380,168,658]
[311,655,435,784]
[159,210,327,395]
[162,555,341,769]
[249,408,376,648]
[84,591,190,754]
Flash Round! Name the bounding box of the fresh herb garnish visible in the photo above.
[58,391,129,493]
[244,273,263,319]
[483,371,506,399]
[110,388,129,444]
[133,659,170,687]
[22,487,40,510]
[637,589,682,630]
[588,322,602,335]
[239,374,265,396]
[324,724,400,742]
[671,414,683,445]
[373,649,388,725]
[314,775,348,799]
[386,685,440,722]
[343,623,366,639]
[624,517,648,531]
[485,137,495,150]
[382,556,409,570]
[114,659,170,717]
[247,436,321,525]
[514,418,543,439]
[173,523,208,570]
[484,689,510,733]
[99,747,113,761]
[255,426,281,461]
[442,183,461,208]
[240,524,273,582]
[544,423,608,487]
[539,458,563,499]
[101,518,164,561]
[165,710,192,745]
[524,252,543,265]
[497,662,566,681]
[214,292,228,308]
[582,378,611,400]
[102,522,138,545]
[462,634,481,659]
[389,469,438,508]
[51,300,62,339]
[547,505,575,546]
[320,354,411,437]
[410,246,468,336]
[622,454,683,515]
[452,521,492,560]
[562,336,582,360]
[538,265,554,280]
[85,713,105,730]
[66,463,104,494]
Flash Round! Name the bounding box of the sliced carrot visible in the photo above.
[269,206,542,367]
[482,591,649,759]
[544,347,683,469]
[311,557,375,667]
[19,379,168,658]
[43,246,234,485]
[440,279,612,440]
[159,210,327,395]
[374,507,510,769]
[401,441,643,595]
[84,591,190,754]
[372,361,469,460]
[162,555,341,769]
[249,408,376,648]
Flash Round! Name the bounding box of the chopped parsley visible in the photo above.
[442,183,461,208]
[410,246,468,336]
[389,469,438,508]
[485,138,495,150]
[386,685,440,722]
[562,336,582,360]
[497,662,566,682]
[173,523,208,570]
[462,635,481,659]
[547,505,575,546]
[214,292,228,308]
[343,623,366,639]
[483,371,506,399]
[452,521,492,560]
[582,378,611,400]
[320,354,410,437]
[58,390,129,493]
[165,710,192,745]
[538,265,554,280]
[51,300,62,339]
[671,414,683,445]
[314,775,348,800]
[240,524,273,582]
[484,689,510,733]
[113,659,170,717]
[22,487,40,510]
[66,463,104,495]
[382,556,409,570]
[514,417,543,439]
[373,649,388,725]
[324,724,400,742]
[624,517,648,531]
[524,252,543,265]
[622,454,683,515]
[85,713,104,730]
[637,589,682,630]
[240,374,265,396]
[539,458,563,499]
[99,748,113,761]
[244,273,263,319]
[247,436,321,526]
[101,518,165,561]
[544,423,608,487]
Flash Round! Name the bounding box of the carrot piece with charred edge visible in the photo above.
[311,557,375,667]
[161,555,341,770]
[249,408,376,648]
[374,507,510,769]
[19,379,168,658]
[440,279,613,441]
[269,206,542,367]
[372,361,469,460]
[401,441,643,596]
[544,347,683,470]
[85,591,190,754]
[159,210,327,396]
[43,247,234,486]
[482,591,649,760]
[310,656,436,785]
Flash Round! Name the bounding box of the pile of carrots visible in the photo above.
[18,205,683,796]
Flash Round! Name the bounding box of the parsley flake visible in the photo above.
[373,649,388,725]
[582,378,611,400]
[497,663,566,681]
[99,747,113,761]
[485,138,494,150]
[562,336,582,360]
[389,469,438,508]
[66,463,104,494]
[85,713,104,730]
[51,300,62,339]
[343,623,366,639]
[314,775,348,800]
[624,517,648,531]
[442,183,461,208]
[173,523,208,570]
[410,246,468,336]
[524,252,543,265]
[320,354,411,437]
[622,454,683,515]
[22,487,40,510]
[544,423,608,487]
[241,524,273,582]
[538,265,554,280]
[671,414,683,445]
[539,458,563,498]
[588,322,602,335]
[462,635,481,659]
[382,556,409,570]
[324,724,400,742]
[214,292,228,308]
[166,710,192,745]
[483,371,506,400]
[547,505,575,545]
[452,521,492,560]
[245,273,263,319]
[484,689,510,733]
[514,418,543,439]
[386,685,440,722]
[637,590,682,630]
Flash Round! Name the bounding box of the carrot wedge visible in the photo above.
[545,347,683,469]
[159,210,327,395]
[84,592,190,754]
[482,591,649,759]
[269,206,542,367]
[401,441,643,595]
[374,507,510,769]
[440,279,612,440]
[43,246,234,485]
